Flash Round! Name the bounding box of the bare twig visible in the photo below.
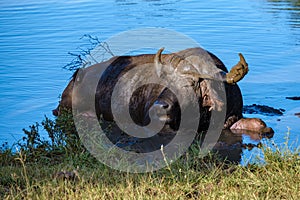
[63,34,114,72]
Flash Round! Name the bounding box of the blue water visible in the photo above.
[0,0,299,161]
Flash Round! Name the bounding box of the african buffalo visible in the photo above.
[53,47,273,136]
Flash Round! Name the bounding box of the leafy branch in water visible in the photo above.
[63,34,114,71]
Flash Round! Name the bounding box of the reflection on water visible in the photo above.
[267,0,300,42]
[268,0,300,9]
[214,129,274,164]
[114,0,178,21]
[100,120,274,165]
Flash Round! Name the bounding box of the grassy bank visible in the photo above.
[1,145,299,199]
[0,114,299,199]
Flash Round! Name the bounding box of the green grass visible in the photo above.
[0,113,299,199]
[1,146,299,200]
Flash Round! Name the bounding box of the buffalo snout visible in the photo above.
[150,100,172,122]
[153,100,171,111]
